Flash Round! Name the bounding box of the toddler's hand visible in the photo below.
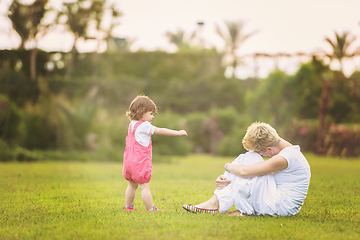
[178,130,188,136]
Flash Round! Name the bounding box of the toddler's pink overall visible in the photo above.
[123,121,153,184]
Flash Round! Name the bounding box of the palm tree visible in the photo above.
[56,0,92,80]
[57,0,121,79]
[9,0,48,81]
[314,31,359,154]
[106,37,135,52]
[312,57,332,155]
[87,0,122,78]
[325,31,357,72]
[165,29,196,51]
[215,20,257,78]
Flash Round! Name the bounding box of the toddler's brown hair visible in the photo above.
[126,95,158,121]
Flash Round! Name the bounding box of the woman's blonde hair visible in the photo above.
[126,95,158,121]
[242,122,280,152]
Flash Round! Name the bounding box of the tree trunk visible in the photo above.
[232,56,237,79]
[316,82,330,154]
[66,46,77,80]
[30,48,37,81]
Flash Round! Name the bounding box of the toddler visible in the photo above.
[123,95,187,211]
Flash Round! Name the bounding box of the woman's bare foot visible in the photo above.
[228,210,247,216]
[194,195,219,210]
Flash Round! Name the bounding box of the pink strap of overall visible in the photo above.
[129,121,143,135]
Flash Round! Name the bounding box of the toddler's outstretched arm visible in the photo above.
[154,128,188,136]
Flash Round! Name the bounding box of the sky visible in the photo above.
[1,0,360,77]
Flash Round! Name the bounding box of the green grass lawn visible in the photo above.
[1,154,360,240]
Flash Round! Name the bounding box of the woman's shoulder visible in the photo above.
[282,145,300,152]
[279,145,301,159]
[279,145,309,170]
[284,145,304,155]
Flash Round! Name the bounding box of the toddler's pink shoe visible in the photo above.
[124,204,134,211]
[146,206,164,212]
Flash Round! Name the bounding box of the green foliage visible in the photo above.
[18,78,60,150]
[217,127,247,156]
[58,93,100,150]
[0,67,40,106]
[185,112,212,153]
[1,48,360,157]
[0,94,21,146]
[76,51,224,86]
[290,63,322,119]
[183,108,249,155]
[245,70,293,127]
[159,78,249,114]
[20,111,57,149]
[0,139,11,161]
[284,119,319,153]
[0,155,359,239]
[34,149,123,162]
[211,107,239,135]
[283,119,360,157]
[90,109,128,160]
[151,111,192,156]
[326,124,360,157]
[0,142,44,162]
[160,80,216,113]
[328,73,360,123]
[12,145,44,162]
[210,107,250,156]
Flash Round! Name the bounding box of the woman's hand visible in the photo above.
[216,175,231,190]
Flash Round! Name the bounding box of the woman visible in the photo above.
[183,122,311,216]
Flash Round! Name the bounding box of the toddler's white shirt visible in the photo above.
[130,120,156,147]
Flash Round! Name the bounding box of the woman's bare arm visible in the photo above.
[226,155,288,178]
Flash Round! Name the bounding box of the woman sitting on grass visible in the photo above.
[183,122,311,216]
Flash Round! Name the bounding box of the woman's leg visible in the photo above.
[195,195,219,209]
[125,181,138,207]
[138,183,153,209]
[191,180,234,213]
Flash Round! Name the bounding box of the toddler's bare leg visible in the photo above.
[139,183,153,209]
[125,181,138,207]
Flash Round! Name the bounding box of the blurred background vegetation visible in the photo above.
[1,0,360,162]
